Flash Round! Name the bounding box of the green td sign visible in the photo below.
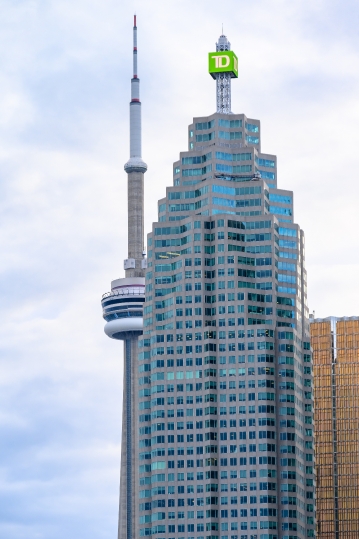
[208,51,238,79]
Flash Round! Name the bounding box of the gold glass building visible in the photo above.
[310,316,359,539]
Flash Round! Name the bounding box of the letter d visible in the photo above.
[219,55,230,68]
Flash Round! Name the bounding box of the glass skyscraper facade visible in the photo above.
[137,111,315,539]
[311,316,359,539]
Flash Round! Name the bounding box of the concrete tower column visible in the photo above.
[126,170,145,278]
[118,335,139,539]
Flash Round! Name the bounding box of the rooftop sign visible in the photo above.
[208,51,238,79]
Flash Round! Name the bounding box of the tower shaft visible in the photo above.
[118,336,139,539]
[127,171,144,277]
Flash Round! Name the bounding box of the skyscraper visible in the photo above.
[310,316,359,539]
[138,35,315,539]
[101,23,316,539]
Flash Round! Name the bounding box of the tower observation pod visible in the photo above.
[100,15,147,539]
[208,34,238,113]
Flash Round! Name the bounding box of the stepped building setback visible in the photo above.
[101,19,315,539]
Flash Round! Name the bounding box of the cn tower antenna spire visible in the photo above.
[124,14,147,277]
[133,14,137,78]
[125,14,147,170]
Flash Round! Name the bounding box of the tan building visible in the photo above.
[310,316,359,538]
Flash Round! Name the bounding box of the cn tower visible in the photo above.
[101,16,147,539]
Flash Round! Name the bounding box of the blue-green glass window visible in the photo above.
[269,194,291,204]
[213,184,235,196]
[182,152,211,165]
[278,227,297,238]
[213,197,261,209]
[270,206,292,216]
[278,240,297,249]
[218,119,242,128]
[246,135,259,144]
[278,251,297,260]
[278,262,296,271]
[195,120,215,130]
[259,170,275,180]
[219,131,242,140]
[278,274,296,284]
[257,158,275,168]
[245,123,259,133]
[216,151,252,162]
[182,165,212,177]
[196,132,214,142]
[216,163,252,173]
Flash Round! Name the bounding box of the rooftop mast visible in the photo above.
[216,34,232,113]
[208,33,238,114]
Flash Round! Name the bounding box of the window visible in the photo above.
[218,131,242,140]
[245,122,259,132]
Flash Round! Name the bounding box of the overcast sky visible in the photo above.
[1,0,359,538]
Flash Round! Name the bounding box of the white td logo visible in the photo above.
[212,55,230,69]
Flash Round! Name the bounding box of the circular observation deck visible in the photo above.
[101,278,145,340]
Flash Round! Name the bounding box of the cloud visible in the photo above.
[1,0,359,537]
